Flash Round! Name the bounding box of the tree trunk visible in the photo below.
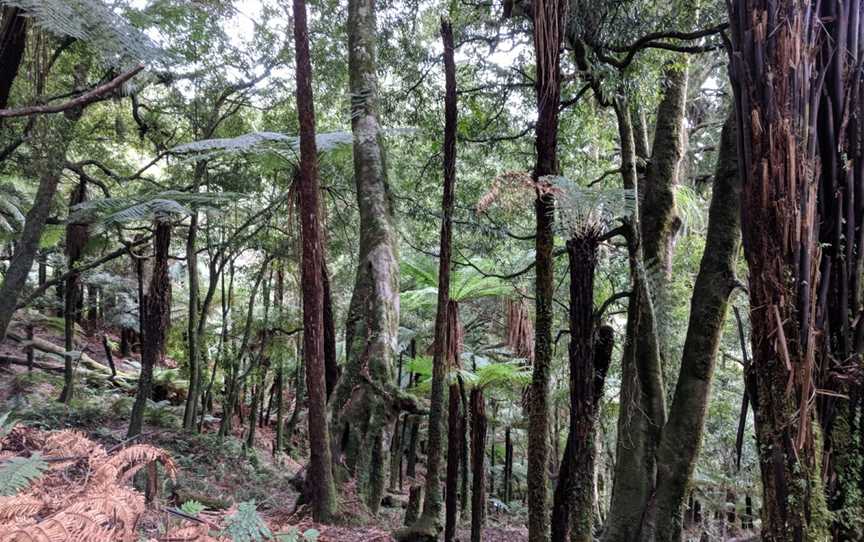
[0,115,81,343]
[648,112,741,540]
[329,0,400,515]
[293,0,337,521]
[550,230,612,542]
[183,176,202,430]
[504,426,513,503]
[444,383,461,542]
[602,97,665,542]
[470,388,487,542]
[59,180,89,403]
[527,1,566,540]
[395,20,458,542]
[128,221,171,438]
[727,1,830,538]
[0,6,26,110]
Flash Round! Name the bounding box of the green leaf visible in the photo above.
[0,453,48,496]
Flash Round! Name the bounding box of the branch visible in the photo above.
[595,291,630,320]
[0,65,144,118]
[17,236,151,308]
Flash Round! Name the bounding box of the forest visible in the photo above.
[0,0,859,540]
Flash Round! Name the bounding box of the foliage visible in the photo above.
[0,453,47,496]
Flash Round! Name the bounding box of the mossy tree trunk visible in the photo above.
[329,0,400,515]
[727,1,830,538]
[526,1,566,540]
[604,60,688,539]
[647,112,742,540]
[395,20,458,542]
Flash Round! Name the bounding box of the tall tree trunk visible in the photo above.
[504,426,513,503]
[183,167,203,430]
[602,95,666,542]
[329,0,400,514]
[293,0,337,521]
[59,180,88,403]
[470,387,487,542]
[0,6,26,110]
[527,1,566,540]
[550,231,612,542]
[444,383,462,542]
[396,19,458,542]
[811,3,864,537]
[645,113,741,541]
[321,261,339,398]
[727,1,830,539]
[0,114,82,343]
[128,221,171,438]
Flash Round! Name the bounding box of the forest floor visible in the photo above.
[0,319,529,541]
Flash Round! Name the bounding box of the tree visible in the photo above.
[527,1,567,540]
[727,1,829,538]
[395,18,458,542]
[128,220,171,438]
[328,0,401,514]
[292,0,338,522]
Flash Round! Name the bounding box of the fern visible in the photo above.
[220,500,273,542]
[171,131,353,163]
[1,0,161,68]
[67,190,238,230]
[0,453,48,496]
[0,412,16,439]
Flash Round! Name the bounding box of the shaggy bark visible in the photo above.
[550,232,612,542]
[293,0,337,520]
[128,221,171,438]
[727,1,830,538]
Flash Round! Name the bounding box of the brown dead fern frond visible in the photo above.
[0,495,45,522]
[42,431,105,469]
[90,444,176,488]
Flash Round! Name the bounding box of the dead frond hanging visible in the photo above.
[505,297,534,363]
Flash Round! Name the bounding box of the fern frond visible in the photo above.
[90,444,176,488]
[1,0,161,68]
[0,453,48,496]
[171,130,353,163]
[0,495,45,521]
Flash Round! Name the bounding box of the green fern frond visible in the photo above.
[0,453,48,496]
[551,175,636,236]
[170,131,353,163]
[220,500,272,542]
[68,190,238,229]
[2,0,161,68]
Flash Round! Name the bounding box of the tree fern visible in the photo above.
[1,0,161,68]
[67,190,238,230]
[0,453,48,496]
[400,258,511,310]
[171,131,354,163]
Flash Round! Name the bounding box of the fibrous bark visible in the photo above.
[550,229,612,542]
[527,1,566,540]
[727,1,830,538]
[128,221,171,438]
[293,0,338,520]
